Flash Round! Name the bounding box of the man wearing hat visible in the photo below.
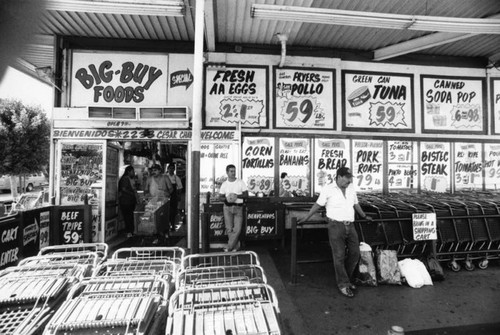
[298,166,372,298]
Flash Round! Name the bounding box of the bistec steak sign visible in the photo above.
[71,52,168,106]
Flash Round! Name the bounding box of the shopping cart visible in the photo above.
[166,283,281,335]
[112,247,186,277]
[176,264,267,289]
[182,251,260,270]
[43,276,170,335]
[18,252,101,277]
[0,263,85,335]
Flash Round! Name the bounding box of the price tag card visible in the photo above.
[420,142,450,192]
[60,209,84,244]
[352,140,384,192]
[274,67,335,129]
[388,163,417,189]
[485,143,500,190]
[314,139,350,194]
[242,137,275,195]
[204,65,268,128]
[279,139,311,196]
[492,79,500,134]
[342,70,414,132]
[421,75,486,134]
[412,213,437,241]
[454,143,483,190]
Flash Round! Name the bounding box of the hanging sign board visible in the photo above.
[204,65,268,128]
[279,139,311,196]
[421,75,486,134]
[454,143,483,190]
[342,71,414,132]
[274,67,335,129]
[388,141,417,190]
[71,51,168,106]
[412,213,437,241]
[314,139,350,195]
[492,78,500,134]
[484,143,500,190]
[420,142,450,192]
[352,140,383,192]
[242,137,274,196]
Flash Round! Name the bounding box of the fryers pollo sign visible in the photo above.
[71,52,168,106]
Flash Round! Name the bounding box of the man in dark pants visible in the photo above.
[166,163,183,233]
[298,167,372,297]
[118,166,138,238]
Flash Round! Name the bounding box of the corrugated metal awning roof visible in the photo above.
[11,0,500,80]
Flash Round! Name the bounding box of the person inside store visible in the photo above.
[118,166,139,238]
[166,163,183,232]
[219,164,248,252]
[298,167,373,298]
[279,172,293,197]
[145,163,174,240]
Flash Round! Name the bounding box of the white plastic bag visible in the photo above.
[398,258,433,288]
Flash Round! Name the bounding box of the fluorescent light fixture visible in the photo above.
[251,4,500,35]
[46,0,185,17]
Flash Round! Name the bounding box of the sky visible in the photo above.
[0,66,53,116]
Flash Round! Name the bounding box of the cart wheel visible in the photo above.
[464,260,475,271]
[478,259,489,270]
[449,261,461,272]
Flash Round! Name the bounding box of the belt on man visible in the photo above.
[327,218,353,225]
[224,202,243,207]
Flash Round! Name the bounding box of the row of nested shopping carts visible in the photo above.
[357,191,500,272]
[0,243,282,335]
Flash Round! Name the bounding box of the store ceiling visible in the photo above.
[12,0,500,83]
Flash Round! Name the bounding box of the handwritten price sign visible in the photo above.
[282,175,309,196]
[280,97,323,127]
[248,176,273,193]
[369,102,406,127]
[450,104,481,128]
[219,98,264,125]
[356,173,381,190]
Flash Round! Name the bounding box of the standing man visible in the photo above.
[166,163,183,232]
[298,167,372,298]
[118,166,138,238]
[219,164,248,252]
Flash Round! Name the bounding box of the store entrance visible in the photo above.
[120,140,187,235]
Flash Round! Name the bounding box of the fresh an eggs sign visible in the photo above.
[71,51,168,106]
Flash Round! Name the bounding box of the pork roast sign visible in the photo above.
[342,70,414,132]
[71,52,168,106]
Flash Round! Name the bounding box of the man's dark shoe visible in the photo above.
[339,287,354,298]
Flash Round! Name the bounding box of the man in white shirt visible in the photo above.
[219,164,248,252]
[299,167,372,298]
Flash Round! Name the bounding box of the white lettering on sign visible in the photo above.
[0,248,18,266]
[1,227,18,243]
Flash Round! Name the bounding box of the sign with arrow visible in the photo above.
[170,68,193,90]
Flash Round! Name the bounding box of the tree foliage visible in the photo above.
[0,98,50,176]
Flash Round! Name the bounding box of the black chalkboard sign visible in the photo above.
[55,205,91,245]
[245,208,277,239]
[204,204,227,243]
[0,216,22,269]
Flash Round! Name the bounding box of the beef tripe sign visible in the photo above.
[412,213,437,241]
[60,210,84,244]
[246,210,277,238]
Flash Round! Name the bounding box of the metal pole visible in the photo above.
[189,0,205,253]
